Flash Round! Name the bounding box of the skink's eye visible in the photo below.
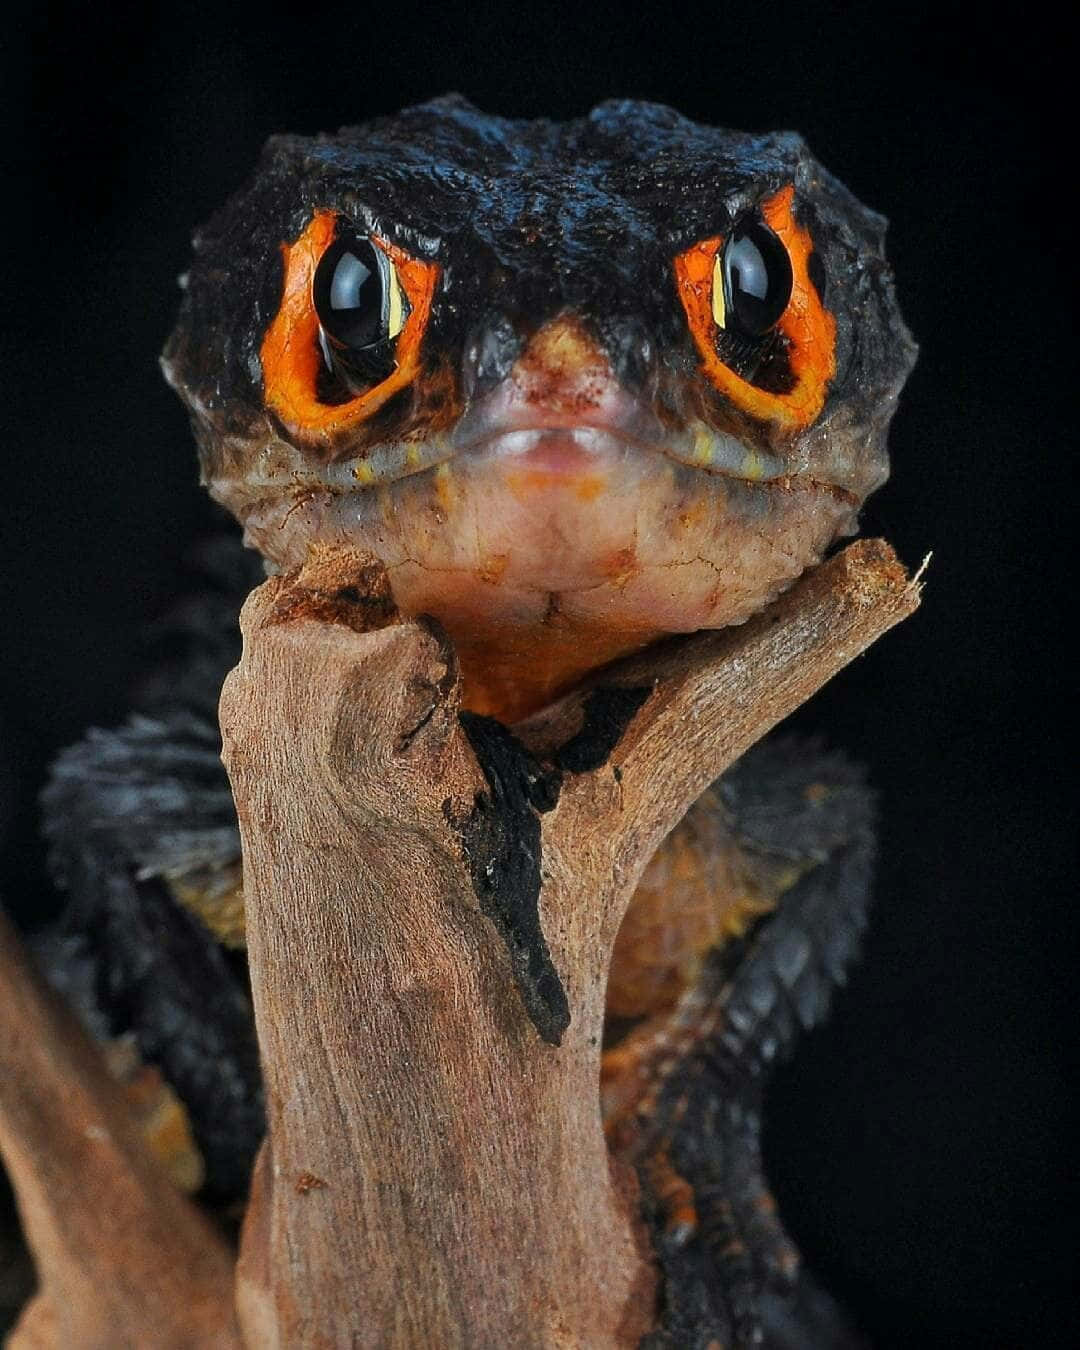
[260,211,439,440]
[714,217,793,338]
[313,235,410,388]
[673,187,836,431]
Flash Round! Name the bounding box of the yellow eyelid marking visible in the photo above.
[673,186,836,431]
[386,265,407,340]
[711,252,727,329]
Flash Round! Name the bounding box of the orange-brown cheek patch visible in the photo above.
[503,468,610,503]
[433,463,458,515]
[677,501,708,531]
[573,475,607,504]
[260,210,439,443]
[673,186,836,430]
[478,554,510,585]
[602,547,638,584]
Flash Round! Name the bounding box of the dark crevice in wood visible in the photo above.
[553,685,653,774]
[453,711,569,1045]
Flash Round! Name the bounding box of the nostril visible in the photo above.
[607,321,656,390]
[463,315,524,398]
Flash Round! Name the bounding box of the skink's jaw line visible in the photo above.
[253,369,814,493]
[250,426,804,495]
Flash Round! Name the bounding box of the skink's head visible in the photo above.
[164,97,915,718]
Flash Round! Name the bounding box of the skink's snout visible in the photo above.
[462,311,613,407]
[455,312,660,448]
[506,313,619,422]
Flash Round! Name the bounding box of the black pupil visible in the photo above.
[313,237,388,350]
[723,218,793,338]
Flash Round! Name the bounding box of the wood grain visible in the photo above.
[222,538,920,1349]
[0,913,240,1349]
[0,539,919,1347]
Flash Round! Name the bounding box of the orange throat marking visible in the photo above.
[451,619,662,724]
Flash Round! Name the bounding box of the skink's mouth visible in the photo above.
[460,423,793,484]
[255,421,807,496]
[445,382,799,485]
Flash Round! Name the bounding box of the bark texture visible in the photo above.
[0,914,240,1349]
[0,538,921,1348]
[222,538,920,1349]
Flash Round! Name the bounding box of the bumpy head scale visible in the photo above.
[164,96,915,718]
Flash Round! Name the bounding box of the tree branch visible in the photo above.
[0,913,240,1349]
[222,537,920,1349]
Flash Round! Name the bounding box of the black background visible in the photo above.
[1,2,1073,1345]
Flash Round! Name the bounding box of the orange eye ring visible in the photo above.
[260,210,440,441]
[673,186,836,431]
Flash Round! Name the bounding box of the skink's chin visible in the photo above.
[224,432,859,651]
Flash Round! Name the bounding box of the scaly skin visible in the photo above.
[163,90,912,1028]
[163,97,913,726]
[42,97,915,1347]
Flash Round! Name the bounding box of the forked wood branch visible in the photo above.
[221,537,920,1349]
[0,538,920,1348]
